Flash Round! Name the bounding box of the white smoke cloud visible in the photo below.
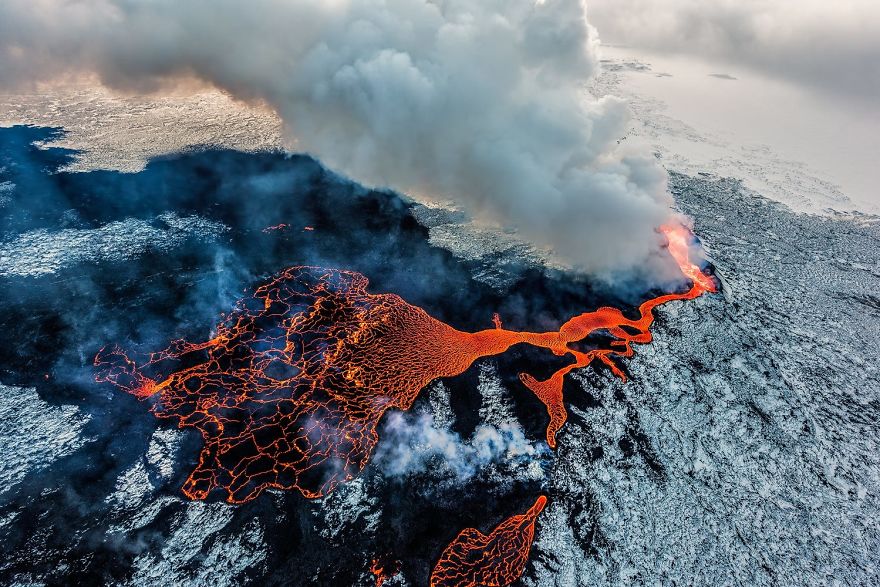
[0,0,676,275]
[373,412,545,480]
[587,0,880,102]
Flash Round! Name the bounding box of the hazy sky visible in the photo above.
[587,0,880,103]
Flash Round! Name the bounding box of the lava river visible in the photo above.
[94,223,715,584]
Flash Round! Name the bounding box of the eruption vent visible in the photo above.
[430,495,547,587]
[95,225,714,502]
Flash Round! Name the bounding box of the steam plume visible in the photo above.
[0,0,674,274]
[373,412,543,480]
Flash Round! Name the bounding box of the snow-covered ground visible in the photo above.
[0,213,227,277]
[0,85,284,173]
[594,45,880,216]
[526,173,880,586]
[0,384,92,494]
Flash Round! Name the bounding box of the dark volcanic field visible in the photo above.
[0,126,671,586]
[2,126,879,586]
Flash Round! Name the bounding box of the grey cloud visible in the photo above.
[0,0,679,276]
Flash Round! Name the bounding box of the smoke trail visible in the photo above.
[0,0,676,276]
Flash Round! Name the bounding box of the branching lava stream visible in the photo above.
[95,224,714,505]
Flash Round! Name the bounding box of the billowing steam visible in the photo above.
[373,412,544,480]
[0,0,674,274]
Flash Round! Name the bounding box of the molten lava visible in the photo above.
[370,557,400,587]
[261,223,290,233]
[95,224,714,503]
[431,496,547,587]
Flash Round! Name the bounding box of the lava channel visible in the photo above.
[95,224,714,503]
[431,495,547,587]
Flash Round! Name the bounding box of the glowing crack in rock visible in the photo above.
[430,495,547,587]
[94,225,715,503]
[370,557,400,587]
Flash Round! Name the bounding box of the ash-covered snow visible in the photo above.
[410,202,548,288]
[105,427,186,534]
[125,501,266,587]
[427,382,455,430]
[0,87,283,173]
[477,363,519,427]
[523,173,880,586]
[0,383,91,495]
[0,213,228,277]
[100,427,268,587]
[313,477,382,543]
[187,518,266,587]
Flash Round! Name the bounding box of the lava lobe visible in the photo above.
[431,495,548,587]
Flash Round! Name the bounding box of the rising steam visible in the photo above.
[0,0,675,274]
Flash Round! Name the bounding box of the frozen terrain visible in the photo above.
[594,45,880,216]
[523,173,880,586]
[0,85,283,172]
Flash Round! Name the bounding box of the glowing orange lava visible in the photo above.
[261,223,290,233]
[370,557,400,587]
[431,496,547,587]
[95,224,714,502]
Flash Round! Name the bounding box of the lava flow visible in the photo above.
[262,223,290,233]
[95,224,714,503]
[430,496,547,587]
[370,557,400,587]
